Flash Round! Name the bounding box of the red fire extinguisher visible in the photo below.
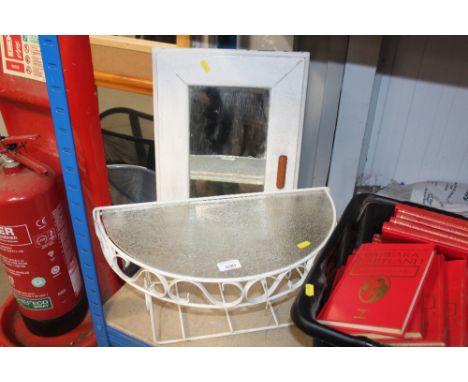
[0,134,87,336]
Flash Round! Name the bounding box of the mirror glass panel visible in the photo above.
[189,86,269,197]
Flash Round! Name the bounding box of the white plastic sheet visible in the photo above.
[378,181,468,218]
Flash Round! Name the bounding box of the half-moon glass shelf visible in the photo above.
[94,188,336,309]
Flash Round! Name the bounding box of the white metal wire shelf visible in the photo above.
[94,188,336,344]
[142,287,297,345]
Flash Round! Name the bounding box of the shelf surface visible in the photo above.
[97,188,335,281]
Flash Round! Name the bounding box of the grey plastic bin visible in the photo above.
[107,164,156,205]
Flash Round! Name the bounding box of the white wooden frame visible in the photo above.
[153,48,310,201]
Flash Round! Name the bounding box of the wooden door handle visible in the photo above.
[276,155,287,189]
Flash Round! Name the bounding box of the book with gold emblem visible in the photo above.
[381,254,447,346]
[317,243,436,337]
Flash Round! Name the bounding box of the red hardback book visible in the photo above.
[382,222,468,259]
[390,216,468,245]
[395,210,468,239]
[380,254,447,346]
[445,259,467,347]
[465,269,468,347]
[337,253,425,340]
[342,257,425,340]
[317,243,435,336]
[395,203,468,235]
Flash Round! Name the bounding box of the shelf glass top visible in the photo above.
[98,188,335,280]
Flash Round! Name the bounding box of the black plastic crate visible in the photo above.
[290,192,467,347]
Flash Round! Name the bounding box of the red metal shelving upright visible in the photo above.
[0,35,122,346]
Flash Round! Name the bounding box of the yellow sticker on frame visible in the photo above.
[200,59,211,73]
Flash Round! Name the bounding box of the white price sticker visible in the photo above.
[217,259,242,272]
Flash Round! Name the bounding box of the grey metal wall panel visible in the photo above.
[361,36,468,187]
[327,36,382,217]
[295,36,348,188]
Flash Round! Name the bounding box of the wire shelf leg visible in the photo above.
[175,283,187,340]
[144,277,158,344]
[261,278,279,327]
[218,283,234,333]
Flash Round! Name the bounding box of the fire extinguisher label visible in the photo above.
[33,228,57,249]
[0,35,46,82]
[0,167,85,321]
[0,224,32,246]
[16,296,53,311]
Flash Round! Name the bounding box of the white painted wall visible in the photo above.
[97,86,154,139]
[97,86,153,115]
[361,36,468,188]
